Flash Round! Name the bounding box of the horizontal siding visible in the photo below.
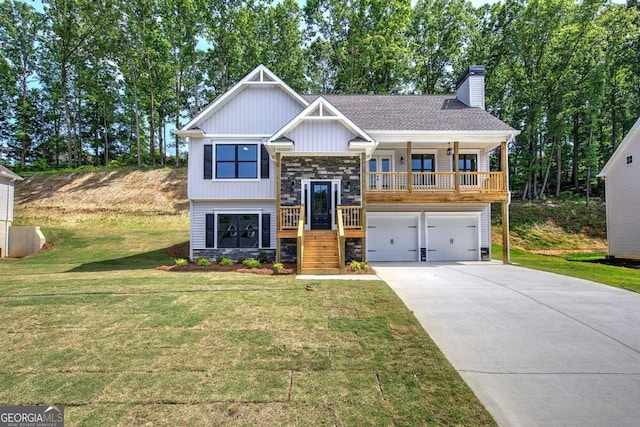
[370,147,490,172]
[606,137,640,257]
[191,201,276,250]
[188,139,276,200]
[288,120,356,153]
[0,180,13,221]
[200,85,303,135]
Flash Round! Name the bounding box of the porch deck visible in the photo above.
[365,171,508,203]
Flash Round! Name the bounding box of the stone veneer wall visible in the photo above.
[345,238,363,262]
[193,248,276,262]
[280,156,361,206]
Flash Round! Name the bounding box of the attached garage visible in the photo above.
[367,213,419,261]
[426,215,480,261]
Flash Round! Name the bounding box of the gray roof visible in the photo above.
[0,165,24,181]
[302,94,515,133]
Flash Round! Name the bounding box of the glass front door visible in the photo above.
[368,156,391,189]
[310,182,331,230]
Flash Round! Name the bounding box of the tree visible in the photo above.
[408,0,476,94]
[305,0,412,94]
[0,0,42,167]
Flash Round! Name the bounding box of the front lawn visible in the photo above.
[493,244,640,293]
[0,215,495,426]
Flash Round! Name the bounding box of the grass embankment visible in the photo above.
[0,210,495,425]
[493,200,640,292]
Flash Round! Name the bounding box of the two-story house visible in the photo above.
[176,65,519,274]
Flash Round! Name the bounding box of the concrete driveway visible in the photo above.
[373,261,640,427]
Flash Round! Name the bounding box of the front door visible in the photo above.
[311,182,331,229]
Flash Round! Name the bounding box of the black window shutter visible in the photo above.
[206,214,215,248]
[260,144,269,179]
[261,214,271,248]
[204,145,213,179]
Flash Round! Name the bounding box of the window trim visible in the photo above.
[453,150,480,172]
[214,143,260,181]
[209,211,272,249]
[411,149,438,171]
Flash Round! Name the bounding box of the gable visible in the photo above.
[287,120,357,153]
[266,97,376,156]
[177,64,308,138]
[199,85,304,135]
[599,117,640,178]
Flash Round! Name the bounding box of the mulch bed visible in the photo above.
[157,262,297,275]
[162,242,376,275]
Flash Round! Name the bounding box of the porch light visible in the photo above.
[400,156,405,164]
[447,143,453,156]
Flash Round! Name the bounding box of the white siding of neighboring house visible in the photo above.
[0,178,13,222]
[188,138,276,201]
[604,127,640,259]
[0,178,14,258]
[287,120,356,153]
[190,200,276,250]
[199,85,303,135]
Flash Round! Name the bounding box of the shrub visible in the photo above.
[175,258,189,266]
[197,257,211,267]
[242,258,261,269]
[237,256,246,264]
[272,262,284,271]
[217,257,233,266]
[349,260,370,271]
[256,250,269,263]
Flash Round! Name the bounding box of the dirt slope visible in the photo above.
[14,169,188,216]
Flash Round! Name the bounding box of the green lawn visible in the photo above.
[493,244,640,293]
[0,215,495,426]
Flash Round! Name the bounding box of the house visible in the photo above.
[598,117,640,260]
[175,65,519,274]
[0,165,23,258]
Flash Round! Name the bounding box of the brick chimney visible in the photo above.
[456,66,485,110]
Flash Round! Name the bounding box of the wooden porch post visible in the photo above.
[407,141,413,193]
[454,141,460,193]
[276,152,282,262]
[361,152,367,263]
[500,141,510,264]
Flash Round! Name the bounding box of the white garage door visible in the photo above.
[427,216,479,261]
[367,214,419,261]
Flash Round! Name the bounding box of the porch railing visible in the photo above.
[338,205,363,229]
[280,205,302,229]
[366,171,505,193]
[336,207,346,274]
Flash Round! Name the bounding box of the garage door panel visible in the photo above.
[367,215,419,262]
[427,216,479,262]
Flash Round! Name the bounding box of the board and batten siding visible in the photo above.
[188,139,276,200]
[0,179,14,222]
[367,203,491,250]
[190,201,276,251]
[605,136,640,259]
[287,120,356,153]
[199,85,303,135]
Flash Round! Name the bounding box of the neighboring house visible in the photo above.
[598,117,640,260]
[176,65,519,273]
[0,165,23,258]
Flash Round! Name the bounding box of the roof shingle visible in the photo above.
[302,94,515,133]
